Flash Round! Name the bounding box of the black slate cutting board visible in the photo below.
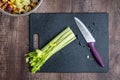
[29,13,109,73]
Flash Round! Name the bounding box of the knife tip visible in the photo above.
[74,17,77,20]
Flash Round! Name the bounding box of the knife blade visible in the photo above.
[74,17,104,67]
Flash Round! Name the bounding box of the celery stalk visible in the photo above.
[25,27,76,73]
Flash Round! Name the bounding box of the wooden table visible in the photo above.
[0,0,120,80]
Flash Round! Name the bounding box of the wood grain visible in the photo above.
[0,0,120,80]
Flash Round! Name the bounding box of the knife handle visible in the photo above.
[88,42,104,67]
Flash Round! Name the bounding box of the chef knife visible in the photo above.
[74,17,104,67]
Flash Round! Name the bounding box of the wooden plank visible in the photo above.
[0,16,29,80]
[36,0,73,12]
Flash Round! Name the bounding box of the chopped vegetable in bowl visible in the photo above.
[0,0,38,14]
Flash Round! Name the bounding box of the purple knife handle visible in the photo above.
[88,42,104,67]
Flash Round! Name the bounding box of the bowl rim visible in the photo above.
[0,0,44,16]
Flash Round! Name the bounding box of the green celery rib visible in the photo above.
[40,27,76,64]
[41,27,72,52]
[26,27,76,73]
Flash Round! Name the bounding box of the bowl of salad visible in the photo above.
[0,0,43,16]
